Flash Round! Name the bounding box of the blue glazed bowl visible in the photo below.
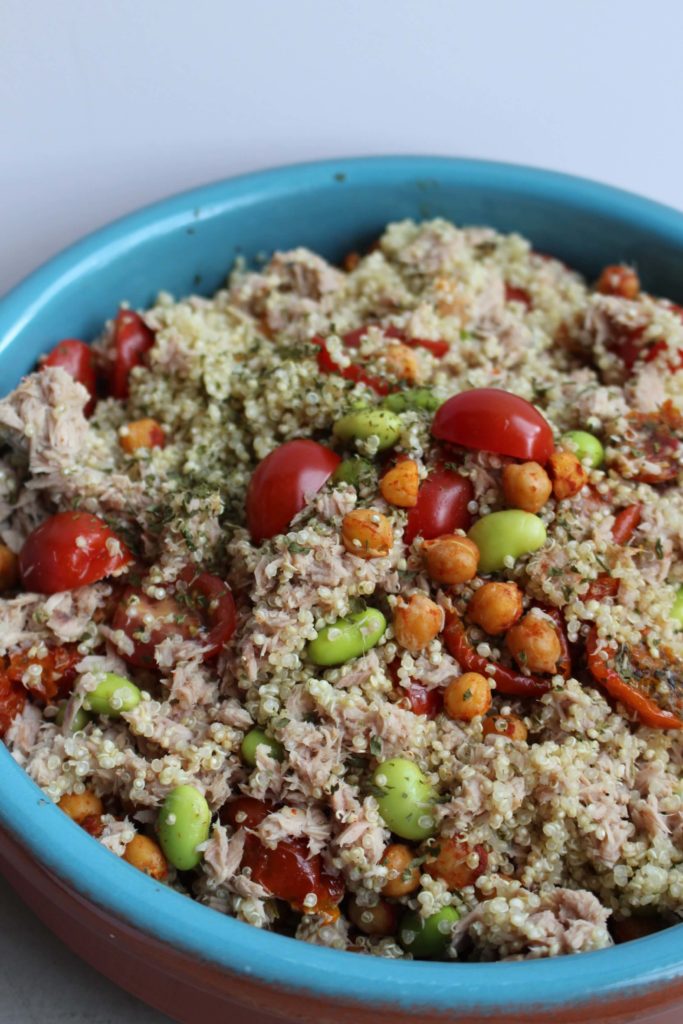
[1,158,683,1024]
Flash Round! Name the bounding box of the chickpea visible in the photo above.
[548,451,587,501]
[0,544,19,592]
[444,672,491,721]
[482,713,528,742]
[501,461,552,514]
[393,593,444,653]
[422,534,479,585]
[348,896,398,936]
[424,837,487,890]
[119,418,166,454]
[596,264,640,299]
[58,790,104,827]
[382,343,420,383]
[467,581,523,635]
[124,834,168,881]
[381,843,420,897]
[506,611,561,674]
[380,459,419,508]
[341,508,392,559]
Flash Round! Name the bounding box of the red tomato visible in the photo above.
[19,512,133,594]
[6,644,82,703]
[246,440,341,544]
[432,389,555,464]
[111,310,155,399]
[111,568,236,668]
[220,796,271,830]
[0,672,26,737]
[404,466,473,545]
[42,339,97,416]
[405,682,443,717]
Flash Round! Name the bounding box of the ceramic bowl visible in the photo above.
[1,157,682,1024]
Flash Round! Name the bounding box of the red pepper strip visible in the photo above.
[443,613,551,698]
[312,337,391,395]
[612,504,642,545]
[585,627,683,730]
[584,575,620,602]
[383,325,449,358]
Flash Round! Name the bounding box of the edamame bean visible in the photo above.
[241,728,284,766]
[55,701,91,733]
[399,906,460,959]
[157,785,211,871]
[672,586,683,629]
[563,430,605,468]
[468,510,547,574]
[83,673,142,717]
[307,608,386,666]
[373,758,438,841]
[333,409,402,451]
[383,388,441,414]
[332,457,376,489]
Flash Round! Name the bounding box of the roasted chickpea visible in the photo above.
[341,508,393,559]
[382,343,420,383]
[501,461,552,514]
[58,790,104,827]
[444,672,491,721]
[596,264,640,299]
[348,897,399,936]
[424,837,488,890]
[482,713,528,742]
[506,611,561,674]
[124,834,168,880]
[0,543,19,592]
[380,459,419,508]
[381,843,420,897]
[548,451,588,501]
[119,418,166,454]
[422,534,479,585]
[393,593,445,653]
[467,581,523,635]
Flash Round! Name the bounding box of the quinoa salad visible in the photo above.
[1,218,682,963]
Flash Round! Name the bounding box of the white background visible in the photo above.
[1,0,680,1020]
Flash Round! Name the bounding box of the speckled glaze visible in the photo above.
[1,158,683,1023]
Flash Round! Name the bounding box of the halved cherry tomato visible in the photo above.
[586,627,683,729]
[221,798,344,916]
[432,389,555,464]
[0,672,26,737]
[404,466,473,545]
[111,310,155,400]
[19,512,133,595]
[41,339,97,416]
[6,644,82,704]
[504,285,532,308]
[111,568,236,668]
[246,440,340,544]
[443,612,550,698]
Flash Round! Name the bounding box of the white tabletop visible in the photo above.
[2,0,681,1020]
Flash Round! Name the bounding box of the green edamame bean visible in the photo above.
[241,728,284,766]
[308,608,386,666]
[157,785,211,871]
[671,586,683,629]
[55,702,91,733]
[373,757,438,841]
[333,408,402,451]
[468,510,547,574]
[332,457,376,489]
[399,906,460,959]
[83,673,142,717]
[383,388,442,414]
[563,430,605,468]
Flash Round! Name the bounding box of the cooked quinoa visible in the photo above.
[1,218,682,961]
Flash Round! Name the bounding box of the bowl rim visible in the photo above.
[1,155,683,1014]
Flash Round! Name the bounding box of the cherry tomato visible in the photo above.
[6,644,82,703]
[111,568,236,668]
[387,659,443,717]
[0,672,26,737]
[432,389,555,464]
[220,796,272,830]
[42,339,97,416]
[246,440,341,544]
[586,627,683,730]
[404,466,473,545]
[111,310,155,400]
[19,512,133,595]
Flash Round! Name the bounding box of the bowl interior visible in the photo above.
[1,156,683,1016]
